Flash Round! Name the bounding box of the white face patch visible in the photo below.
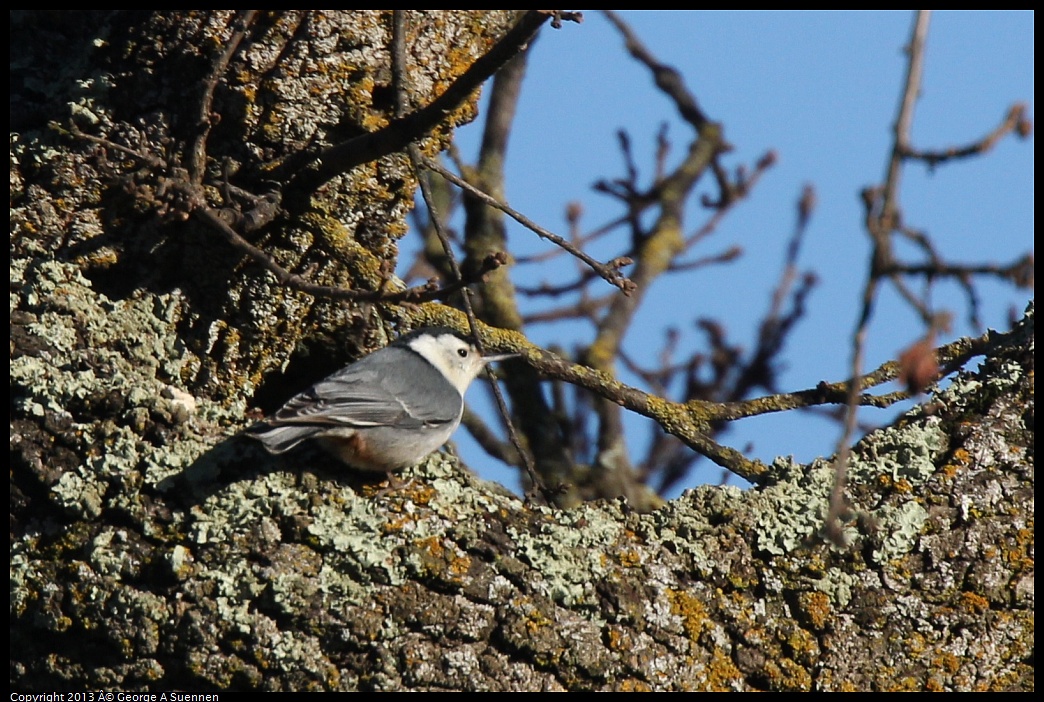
[406,333,489,395]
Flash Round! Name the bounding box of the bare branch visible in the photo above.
[685,150,776,250]
[196,203,504,304]
[521,294,614,325]
[886,254,1034,285]
[602,10,710,132]
[716,326,990,421]
[825,10,932,546]
[422,157,637,293]
[460,408,523,467]
[69,124,499,305]
[285,11,579,197]
[188,10,257,184]
[393,11,550,503]
[881,10,931,225]
[902,103,1033,168]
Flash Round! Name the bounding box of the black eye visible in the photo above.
[457,348,469,358]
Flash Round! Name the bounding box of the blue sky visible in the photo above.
[408,11,1035,496]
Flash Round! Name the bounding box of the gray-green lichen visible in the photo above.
[508,502,628,606]
[10,8,1033,690]
[10,243,1034,691]
[754,456,841,556]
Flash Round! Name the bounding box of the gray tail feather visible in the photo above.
[244,422,317,454]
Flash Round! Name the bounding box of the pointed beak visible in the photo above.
[482,351,521,364]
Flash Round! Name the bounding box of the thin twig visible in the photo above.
[602,10,709,132]
[393,11,548,503]
[684,150,776,249]
[881,10,931,223]
[413,144,548,499]
[68,124,165,168]
[188,10,257,184]
[422,157,636,293]
[514,210,625,265]
[886,256,1034,282]
[460,408,523,467]
[825,11,931,546]
[195,203,502,303]
[286,11,579,196]
[521,294,614,324]
[726,185,817,399]
[71,121,502,304]
[516,272,601,297]
[581,10,727,488]
[715,326,991,421]
[668,246,742,273]
[902,103,1032,168]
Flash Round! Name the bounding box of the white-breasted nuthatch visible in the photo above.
[245,327,517,472]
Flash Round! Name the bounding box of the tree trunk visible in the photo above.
[10,11,1033,691]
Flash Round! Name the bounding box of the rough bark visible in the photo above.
[10,11,1033,691]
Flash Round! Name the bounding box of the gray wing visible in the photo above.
[270,347,462,429]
